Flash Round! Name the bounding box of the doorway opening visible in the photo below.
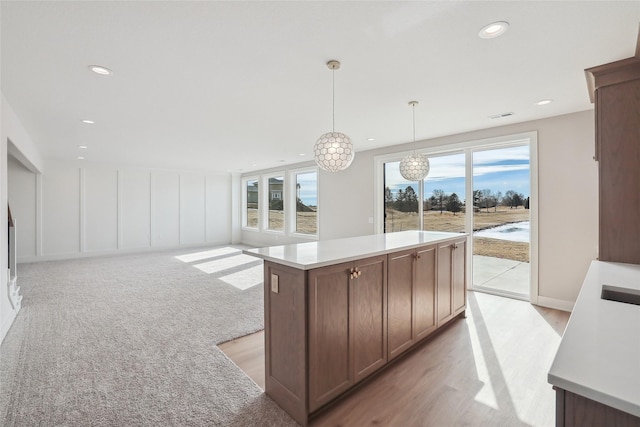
[471,145,531,300]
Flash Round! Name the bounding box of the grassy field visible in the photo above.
[386,207,530,262]
[247,209,317,235]
[249,206,530,262]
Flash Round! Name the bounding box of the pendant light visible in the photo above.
[399,101,430,181]
[313,60,354,172]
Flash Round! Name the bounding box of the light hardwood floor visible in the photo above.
[220,291,570,426]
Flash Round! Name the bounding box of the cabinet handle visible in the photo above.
[357,269,362,277]
[413,253,421,260]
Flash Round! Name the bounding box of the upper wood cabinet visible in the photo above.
[586,56,640,264]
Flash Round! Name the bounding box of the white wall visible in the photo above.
[11,160,233,262]
[42,165,81,255]
[85,167,118,252]
[243,110,599,309]
[180,174,206,245]
[120,169,151,250]
[152,171,180,247]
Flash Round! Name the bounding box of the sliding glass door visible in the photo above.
[380,135,535,301]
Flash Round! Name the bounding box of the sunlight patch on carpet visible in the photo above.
[219,265,263,290]
[194,254,258,274]
[175,247,241,263]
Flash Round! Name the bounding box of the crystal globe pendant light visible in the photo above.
[399,101,430,181]
[313,60,354,172]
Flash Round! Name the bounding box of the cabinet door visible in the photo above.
[351,255,387,383]
[387,249,414,360]
[414,245,437,341]
[308,261,352,412]
[452,240,467,315]
[437,242,453,324]
[598,79,640,264]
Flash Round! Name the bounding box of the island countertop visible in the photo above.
[243,230,467,270]
[547,260,640,417]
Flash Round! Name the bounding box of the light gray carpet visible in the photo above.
[0,246,297,426]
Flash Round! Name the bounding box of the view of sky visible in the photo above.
[386,145,530,203]
[262,146,529,208]
[296,171,318,206]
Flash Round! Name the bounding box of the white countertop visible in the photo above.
[548,260,640,417]
[243,230,466,270]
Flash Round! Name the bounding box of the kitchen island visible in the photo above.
[244,230,468,425]
[548,261,640,426]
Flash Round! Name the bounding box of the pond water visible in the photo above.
[474,221,530,243]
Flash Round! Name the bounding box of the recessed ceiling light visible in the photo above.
[81,119,95,124]
[78,145,88,149]
[88,65,113,76]
[536,99,553,106]
[479,21,509,39]
[77,156,85,160]
[367,138,375,141]
[299,153,306,156]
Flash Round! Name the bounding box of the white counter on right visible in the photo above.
[548,260,640,418]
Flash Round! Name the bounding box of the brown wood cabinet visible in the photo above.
[262,236,467,426]
[554,388,640,427]
[387,244,437,360]
[437,238,467,325]
[586,55,640,265]
[308,255,387,412]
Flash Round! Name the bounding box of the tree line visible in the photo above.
[385,186,529,214]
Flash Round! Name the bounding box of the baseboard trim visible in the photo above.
[1,307,19,345]
[535,296,574,312]
[17,240,232,264]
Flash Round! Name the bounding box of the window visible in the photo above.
[267,176,284,231]
[242,167,319,239]
[293,170,318,235]
[245,178,259,228]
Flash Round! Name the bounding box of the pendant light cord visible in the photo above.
[412,102,416,142]
[332,68,335,132]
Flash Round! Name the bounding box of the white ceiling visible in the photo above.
[2,1,639,174]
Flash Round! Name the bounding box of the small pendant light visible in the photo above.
[399,101,430,181]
